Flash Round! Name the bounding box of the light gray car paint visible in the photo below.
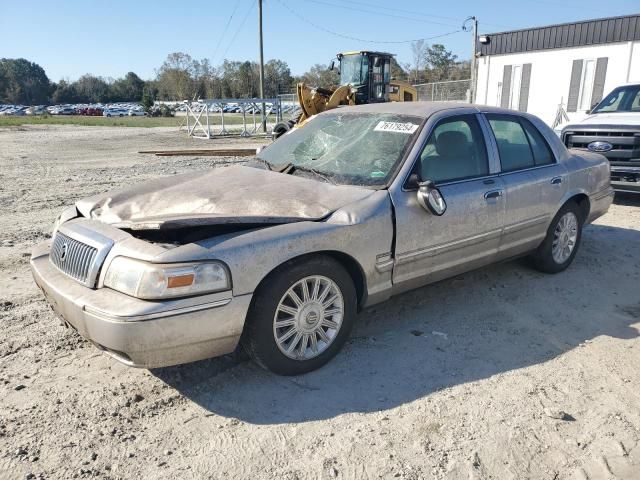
[75,164,376,229]
[31,102,614,368]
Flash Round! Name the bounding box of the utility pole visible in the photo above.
[258,0,266,133]
[465,16,478,104]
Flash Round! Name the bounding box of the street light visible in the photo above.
[463,16,478,104]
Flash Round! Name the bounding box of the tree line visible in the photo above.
[0,43,467,106]
[407,40,470,84]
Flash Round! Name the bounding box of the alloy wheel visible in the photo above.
[273,275,344,361]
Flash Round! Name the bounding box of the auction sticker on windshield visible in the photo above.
[374,121,419,134]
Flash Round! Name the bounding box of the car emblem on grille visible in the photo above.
[587,141,613,153]
[60,243,68,262]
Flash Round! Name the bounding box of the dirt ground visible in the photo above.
[1,125,639,480]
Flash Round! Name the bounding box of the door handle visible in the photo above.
[484,189,503,200]
[551,176,563,185]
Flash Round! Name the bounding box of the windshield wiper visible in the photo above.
[276,162,336,184]
[253,157,273,170]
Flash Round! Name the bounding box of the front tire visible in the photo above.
[531,202,583,273]
[242,256,357,375]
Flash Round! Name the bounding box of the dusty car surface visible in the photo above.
[31,102,614,375]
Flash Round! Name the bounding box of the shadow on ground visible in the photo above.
[614,192,640,207]
[152,224,640,425]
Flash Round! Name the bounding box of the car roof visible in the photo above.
[612,82,640,88]
[321,101,523,119]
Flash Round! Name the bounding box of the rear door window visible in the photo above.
[486,114,555,172]
[486,115,534,171]
[521,119,555,166]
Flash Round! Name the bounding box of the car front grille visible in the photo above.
[50,232,98,285]
[563,130,640,163]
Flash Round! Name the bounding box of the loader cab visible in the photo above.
[334,51,392,104]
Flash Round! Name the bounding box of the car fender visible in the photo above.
[153,190,395,306]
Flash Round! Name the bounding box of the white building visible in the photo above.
[475,14,640,126]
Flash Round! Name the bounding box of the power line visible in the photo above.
[211,2,242,64]
[276,0,463,44]
[322,0,516,30]
[337,0,464,22]
[300,0,461,28]
[220,0,257,61]
[521,0,611,15]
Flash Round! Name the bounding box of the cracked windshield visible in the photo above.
[257,113,422,186]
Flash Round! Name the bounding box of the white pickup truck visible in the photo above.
[560,83,640,194]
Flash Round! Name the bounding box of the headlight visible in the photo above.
[104,257,230,299]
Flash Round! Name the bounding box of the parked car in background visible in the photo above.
[57,107,76,115]
[25,106,46,115]
[103,108,128,117]
[560,83,640,194]
[127,109,147,116]
[31,103,613,375]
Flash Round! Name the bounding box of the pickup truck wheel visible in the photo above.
[242,256,356,375]
[531,202,583,273]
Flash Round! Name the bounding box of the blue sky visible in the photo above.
[1,0,638,82]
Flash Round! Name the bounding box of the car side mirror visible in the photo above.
[417,180,447,216]
[329,60,335,71]
[406,172,420,190]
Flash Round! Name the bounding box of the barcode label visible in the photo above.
[374,121,419,134]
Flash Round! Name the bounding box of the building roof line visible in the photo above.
[480,13,640,37]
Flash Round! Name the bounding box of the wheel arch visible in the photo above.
[560,191,590,222]
[251,250,368,312]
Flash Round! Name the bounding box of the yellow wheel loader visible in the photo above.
[273,51,417,138]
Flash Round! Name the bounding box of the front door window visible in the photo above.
[418,115,489,184]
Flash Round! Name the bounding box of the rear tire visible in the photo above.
[531,202,583,273]
[242,256,356,375]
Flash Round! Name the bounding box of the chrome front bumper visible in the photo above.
[610,166,640,194]
[30,242,251,368]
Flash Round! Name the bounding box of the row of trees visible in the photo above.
[0,59,150,105]
[407,40,470,84]
[0,42,468,106]
[153,52,295,101]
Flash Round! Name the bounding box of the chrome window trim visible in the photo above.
[432,173,500,188]
[397,107,502,192]
[483,112,559,173]
[477,113,502,174]
[497,163,559,177]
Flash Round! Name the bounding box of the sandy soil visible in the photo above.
[0,125,639,480]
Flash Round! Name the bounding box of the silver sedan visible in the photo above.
[31,102,614,375]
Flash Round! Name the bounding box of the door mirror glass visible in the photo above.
[329,59,335,71]
[417,180,447,216]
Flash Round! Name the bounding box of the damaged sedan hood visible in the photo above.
[75,165,375,230]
